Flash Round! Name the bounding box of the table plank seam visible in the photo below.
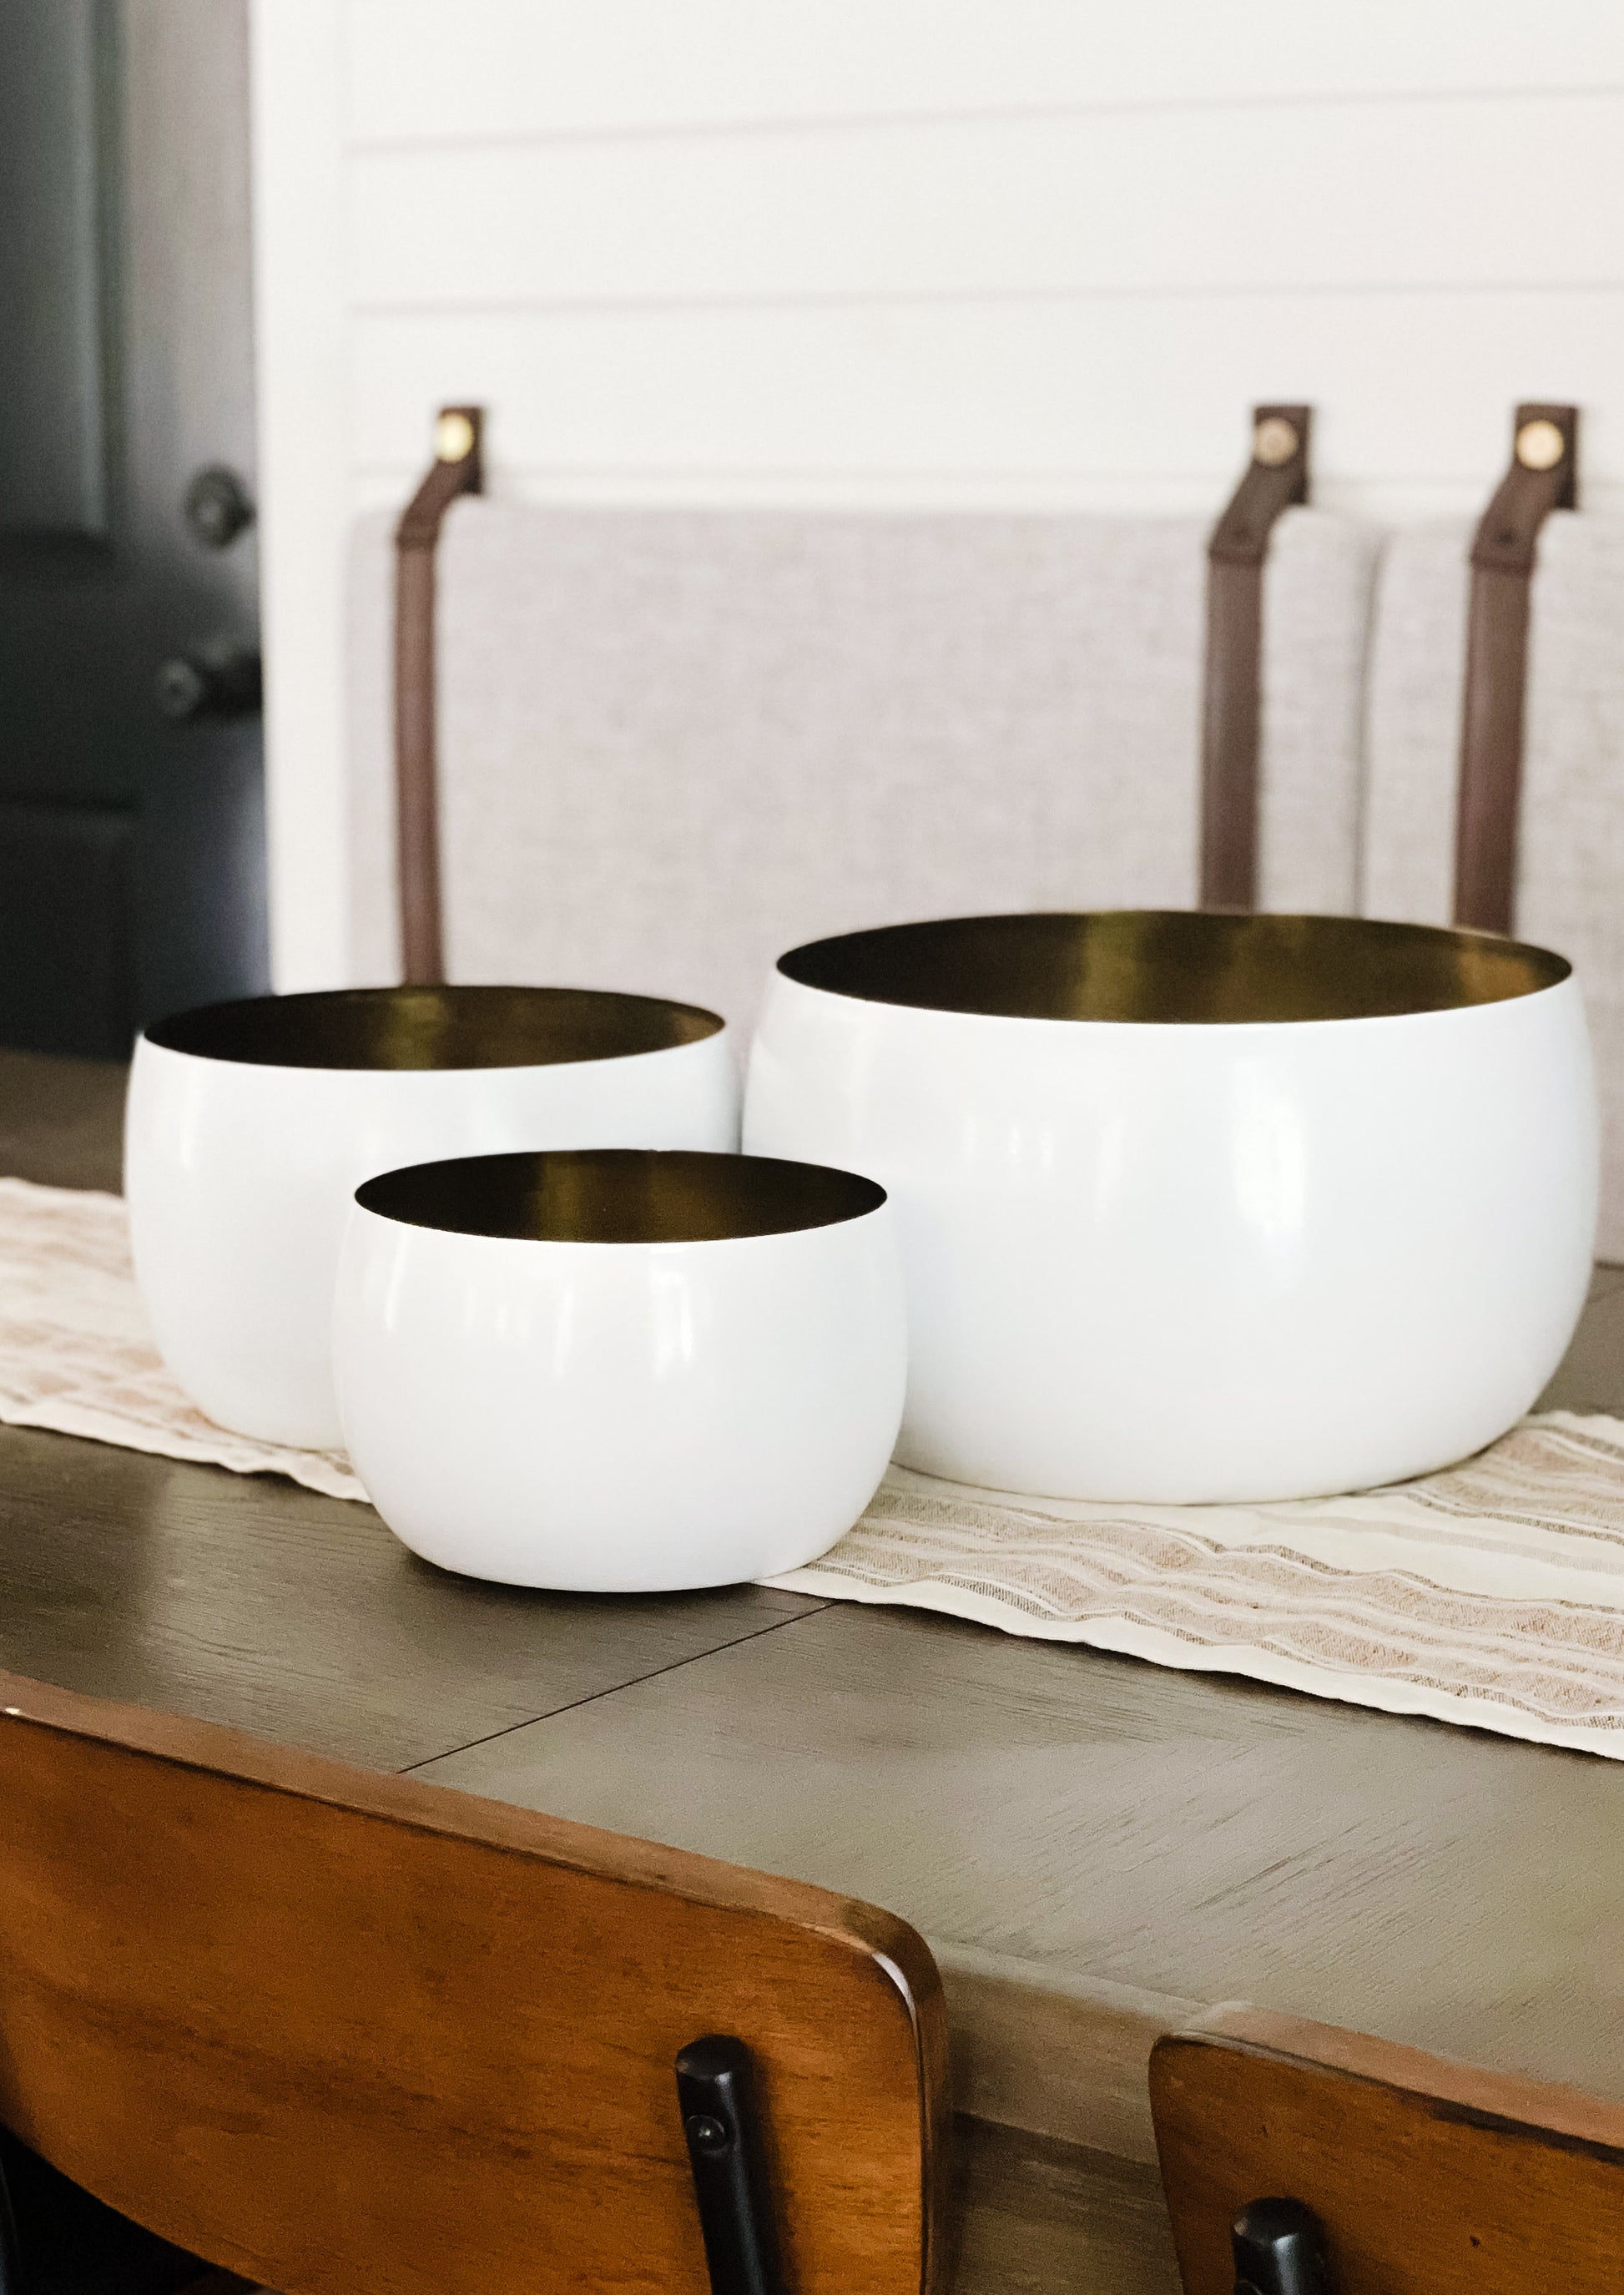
[392,1598,833,1777]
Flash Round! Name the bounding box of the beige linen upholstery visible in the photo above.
[1363,512,1624,1258]
[1360,521,1472,929]
[1258,507,1382,915]
[346,502,1378,1034]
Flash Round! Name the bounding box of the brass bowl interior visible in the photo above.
[145,986,724,1071]
[778,912,1570,1024]
[357,1149,885,1244]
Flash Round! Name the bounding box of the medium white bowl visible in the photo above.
[126,986,738,1449]
[333,1148,905,1591]
[744,911,1598,1503]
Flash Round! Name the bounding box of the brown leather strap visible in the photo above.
[394,405,484,985]
[1200,405,1311,911]
[1453,402,1577,936]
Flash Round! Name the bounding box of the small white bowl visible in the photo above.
[333,1148,905,1591]
[125,986,737,1450]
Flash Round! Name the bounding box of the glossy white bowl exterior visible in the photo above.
[744,970,1598,1501]
[333,1198,905,1591]
[126,1031,739,1450]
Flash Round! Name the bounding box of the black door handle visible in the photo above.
[183,464,255,549]
[154,644,261,722]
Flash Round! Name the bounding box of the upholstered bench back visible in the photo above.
[347,501,1378,1031]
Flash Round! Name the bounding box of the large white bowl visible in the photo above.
[744,911,1599,1503]
[333,1148,905,1590]
[126,986,738,1449]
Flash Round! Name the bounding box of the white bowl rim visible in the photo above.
[140,983,726,1072]
[772,909,1571,1030]
[352,1146,887,1246]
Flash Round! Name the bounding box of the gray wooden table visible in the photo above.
[5,1050,1624,2295]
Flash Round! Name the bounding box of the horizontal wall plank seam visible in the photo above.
[343,79,1624,155]
[347,280,1624,319]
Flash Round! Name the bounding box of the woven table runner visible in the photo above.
[0,1179,360,1499]
[5,1177,1624,1758]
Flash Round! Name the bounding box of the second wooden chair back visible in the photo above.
[0,1671,951,2295]
[1151,2004,1624,2295]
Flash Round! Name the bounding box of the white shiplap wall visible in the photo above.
[250,0,1624,986]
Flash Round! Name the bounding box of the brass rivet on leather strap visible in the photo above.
[1252,416,1299,468]
[435,411,477,463]
[1515,418,1566,472]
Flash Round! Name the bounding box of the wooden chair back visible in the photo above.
[0,1671,951,2295]
[1150,2004,1624,2295]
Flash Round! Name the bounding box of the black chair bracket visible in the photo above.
[1233,2195,1330,2295]
[675,2035,785,2295]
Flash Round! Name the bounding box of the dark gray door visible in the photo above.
[0,0,267,1057]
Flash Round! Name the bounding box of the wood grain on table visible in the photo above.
[414,1585,1624,2132]
[0,1423,820,1773]
[0,1050,125,1193]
